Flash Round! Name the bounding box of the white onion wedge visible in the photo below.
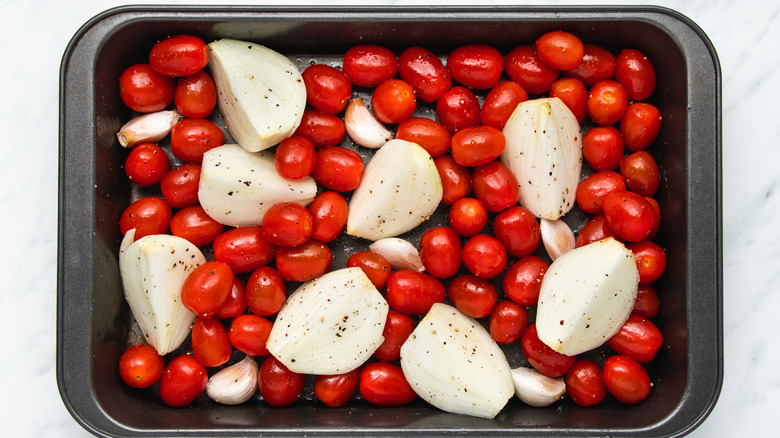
[536,237,639,356]
[511,367,566,407]
[345,98,393,149]
[266,268,388,375]
[206,356,258,405]
[117,110,178,147]
[400,303,514,419]
[198,144,317,226]
[118,230,205,355]
[501,97,582,220]
[208,39,306,152]
[540,218,575,261]
[347,139,442,240]
[369,238,425,272]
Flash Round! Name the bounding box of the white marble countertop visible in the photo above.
[1,0,772,435]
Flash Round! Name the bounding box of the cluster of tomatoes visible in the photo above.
[116,30,667,411]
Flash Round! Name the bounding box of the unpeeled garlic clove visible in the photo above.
[117,110,179,147]
[510,367,566,407]
[541,218,575,261]
[369,238,425,272]
[206,356,258,405]
[344,98,393,149]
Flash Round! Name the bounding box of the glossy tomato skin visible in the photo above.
[275,240,333,282]
[521,323,576,377]
[575,170,627,215]
[505,45,560,95]
[447,44,504,89]
[436,86,481,134]
[228,314,273,356]
[628,241,667,284]
[191,317,232,368]
[620,150,660,197]
[462,234,507,279]
[302,64,352,114]
[261,202,313,247]
[472,161,520,213]
[371,79,417,124]
[607,314,664,363]
[396,117,451,157]
[174,70,217,118]
[215,276,248,319]
[159,354,208,407]
[294,110,346,148]
[575,214,621,248]
[359,362,417,406]
[246,266,287,316]
[160,163,201,208]
[125,142,170,187]
[502,256,548,307]
[480,81,529,130]
[448,197,487,237]
[181,261,234,318]
[419,226,462,278]
[274,136,316,180]
[603,191,658,242]
[118,344,164,388]
[536,31,585,71]
[582,126,625,171]
[603,355,651,404]
[448,274,498,318]
[119,64,175,113]
[587,80,629,126]
[434,155,472,205]
[398,46,452,103]
[450,126,506,167]
[170,205,224,247]
[314,369,361,408]
[550,77,587,123]
[563,44,616,87]
[633,284,660,319]
[212,226,276,274]
[342,44,398,87]
[620,102,662,152]
[385,270,446,315]
[308,191,349,243]
[565,358,607,407]
[259,355,305,406]
[489,300,530,344]
[374,309,414,362]
[614,49,657,101]
[170,118,225,164]
[346,251,391,290]
[119,196,171,240]
[149,35,208,77]
[493,206,541,257]
[311,146,364,192]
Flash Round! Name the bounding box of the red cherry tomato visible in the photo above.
[119,63,175,113]
[575,170,627,215]
[212,226,276,274]
[215,276,248,319]
[311,146,364,192]
[565,358,607,407]
[603,191,658,242]
[119,196,171,240]
[373,309,414,362]
[587,80,628,126]
[398,46,452,103]
[159,354,208,407]
[620,150,660,197]
[489,300,530,344]
[191,317,231,368]
[385,270,446,315]
[346,251,391,290]
[603,355,651,404]
[293,110,346,148]
[480,81,529,130]
[434,155,472,205]
[614,49,657,101]
[258,355,305,407]
[471,160,520,213]
[174,70,217,118]
[228,314,273,356]
[448,274,498,319]
[308,191,349,243]
[160,163,201,208]
[493,206,541,258]
[575,214,621,248]
[342,44,398,87]
[275,240,333,282]
[274,136,316,180]
[607,314,664,363]
[314,369,360,408]
[125,142,170,187]
[170,118,225,164]
[620,102,662,152]
[582,126,625,171]
[462,234,507,279]
[448,197,488,237]
[521,323,576,377]
[550,77,587,123]
[628,241,667,284]
[447,44,504,89]
[118,344,164,388]
[181,261,234,318]
[502,256,549,307]
[563,44,616,87]
[450,126,506,167]
[359,362,417,406]
[505,45,560,95]
[246,266,287,316]
[536,30,585,71]
[645,196,662,240]
[436,86,481,135]
[396,117,451,157]
[149,35,208,77]
[169,205,224,247]
[261,202,313,247]
[419,226,462,278]
[633,284,660,319]
[302,64,352,114]
[371,79,417,124]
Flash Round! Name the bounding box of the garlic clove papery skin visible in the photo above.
[541,218,576,261]
[206,356,258,405]
[369,238,425,272]
[117,110,179,147]
[511,367,566,407]
[344,98,393,149]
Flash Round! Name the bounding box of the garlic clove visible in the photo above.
[206,356,258,405]
[344,98,393,149]
[510,367,566,407]
[117,110,179,147]
[369,238,425,272]
[541,218,575,261]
